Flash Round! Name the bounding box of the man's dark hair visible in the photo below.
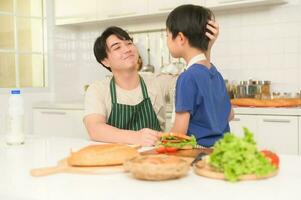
[166,4,214,52]
[93,26,132,71]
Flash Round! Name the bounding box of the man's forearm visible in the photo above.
[87,122,138,144]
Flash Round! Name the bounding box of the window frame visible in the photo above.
[0,0,48,93]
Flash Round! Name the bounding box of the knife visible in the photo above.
[190,152,206,166]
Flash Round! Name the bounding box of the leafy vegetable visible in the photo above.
[209,127,276,182]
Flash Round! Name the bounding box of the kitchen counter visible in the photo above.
[33,101,84,110]
[234,106,301,116]
[0,135,300,200]
[33,101,301,115]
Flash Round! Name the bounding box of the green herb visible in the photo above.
[209,127,276,182]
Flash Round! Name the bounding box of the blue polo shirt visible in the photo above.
[175,63,231,147]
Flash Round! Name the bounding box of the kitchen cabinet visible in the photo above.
[257,115,298,155]
[148,0,204,14]
[54,0,286,25]
[230,112,299,155]
[230,114,258,138]
[97,0,148,20]
[299,119,301,155]
[205,0,286,10]
[54,0,97,25]
[33,108,88,139]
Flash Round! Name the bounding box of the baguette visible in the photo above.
[67,144,139,167]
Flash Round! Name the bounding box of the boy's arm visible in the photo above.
[83,114,159,146]
[228,106,235,121]
[170,112,190,134]
[155,73,178,103]
[205,20,219,62]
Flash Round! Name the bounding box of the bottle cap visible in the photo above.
[11,90,21,94]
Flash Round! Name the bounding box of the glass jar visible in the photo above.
[247,80,257,98]
[261,81,271,99]
[237,81,247,98]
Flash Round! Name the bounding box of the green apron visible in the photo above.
[107,76,161,131]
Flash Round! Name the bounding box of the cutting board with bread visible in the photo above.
[231,98,301,107]
[141,148,212,158]
[30,144,140,177]
[141,133,212,157]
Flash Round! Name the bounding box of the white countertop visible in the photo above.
[32,101,301,116]
[0,135,301,200]
[234,106,301,116]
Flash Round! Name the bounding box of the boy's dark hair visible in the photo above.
[93,26,132,71]
[166,4,214,52]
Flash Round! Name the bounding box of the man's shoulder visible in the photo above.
[87,77,111,92]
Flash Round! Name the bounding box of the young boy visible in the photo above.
[167,5,234,147]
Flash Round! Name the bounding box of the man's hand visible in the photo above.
[135,128,160,147]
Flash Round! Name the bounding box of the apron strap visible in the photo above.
[139,76,149,99]
[109,77,117,104]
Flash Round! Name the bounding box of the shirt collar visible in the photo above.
[185,54,206,71]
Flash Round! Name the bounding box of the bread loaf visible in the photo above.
[67,144,139,167]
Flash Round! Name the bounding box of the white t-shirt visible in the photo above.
[84,74,177,130]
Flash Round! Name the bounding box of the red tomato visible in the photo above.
[155,146,166,153]
[165,146,178,153]
[261,150,280,168]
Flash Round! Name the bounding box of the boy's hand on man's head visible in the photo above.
[206,20,219,42]
[205,20,219,62]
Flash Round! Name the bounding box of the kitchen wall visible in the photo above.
[64,0,301,99]
[1,0,301,135]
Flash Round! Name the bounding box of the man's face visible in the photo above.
[166,30,181,58]
[102,34,138,72]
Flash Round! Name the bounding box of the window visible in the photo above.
[0,0,47,88]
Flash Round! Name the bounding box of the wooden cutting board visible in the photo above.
[30,158,124,177]
[193,159,278,181]
[140,148,213,158]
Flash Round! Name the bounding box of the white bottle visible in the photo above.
[6,89,25,145]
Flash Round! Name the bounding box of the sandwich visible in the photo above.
[155,133,197,153]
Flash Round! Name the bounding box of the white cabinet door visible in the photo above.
[205,0,285,10]
[148,0,204,14]
[229,114,258,138]
[54,0,97,25]
[205,0,259,8]
[33,109,88,139]
[299,118,301,156]
[257,115,298,155]
[98,0,148,20]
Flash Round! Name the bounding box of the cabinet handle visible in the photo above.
[262,119,291,123]
[158,7,174,11]
[40,111,66,115]
[218,0,247,4]
[232,118,240,121]
[107,12,137,18]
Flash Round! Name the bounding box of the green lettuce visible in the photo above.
[209,127,276,182]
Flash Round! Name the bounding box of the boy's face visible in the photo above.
[101,34,139,72]
[166,30,181,58]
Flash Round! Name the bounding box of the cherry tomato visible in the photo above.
[261,150,280,168]
[155,146,166,153]
[165,146,178,153]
